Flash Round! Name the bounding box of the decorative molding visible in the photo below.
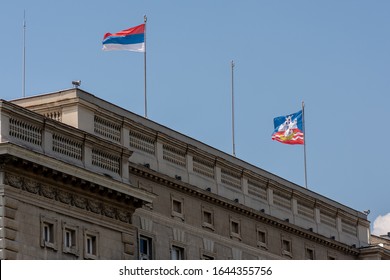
[4,173,133,224]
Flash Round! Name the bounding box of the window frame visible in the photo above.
[256,227,268,250]
[171,245,185,260]
[202,206,215,230]
[62,222,79,256]
[281,236,292,258]
[84,229,99,260]
[229,217,241,240]
[139,235,153,260]
[305,246,315,260]
[40,215,58,251]
[171,195,185,221]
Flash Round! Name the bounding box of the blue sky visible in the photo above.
[1,0,389,234]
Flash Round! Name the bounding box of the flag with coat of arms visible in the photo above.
[272,110,304,145]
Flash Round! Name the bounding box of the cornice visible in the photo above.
[216,157,244,175]
[270,180,293,197]
[157,132,188,151]
[187,145,217,163]
[292,190,316,206]
[242,169,268,185]
[127,119,158,140]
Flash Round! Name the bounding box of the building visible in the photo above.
[0,88,388,259]
[358,234,390,260]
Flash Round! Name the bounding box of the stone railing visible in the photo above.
[0,101,131,182]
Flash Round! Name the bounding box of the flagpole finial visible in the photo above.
[144,15,147,23]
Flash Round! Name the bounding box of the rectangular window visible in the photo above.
[257,229,268,249]
[202,207,214,230]
[203,211,212,224]
[171,245,185,260]
[171,196,184,220]
[282,239,291,251]
[281,237,292,258]
[62,223,79,256]
[86,235,96,255]
[173,200,182,214]
[40,215,58,250]
[305,247,315,260]
[65,230,74,248]
[230,218,241,240]
[84,230,99,259]
[231,221,239,234]
[44,223,54,243]
[139,235,153,260]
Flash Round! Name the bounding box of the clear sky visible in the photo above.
[1,0,389,235]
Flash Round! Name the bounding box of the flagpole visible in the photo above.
[22,10,26,97]
[143,15,148,118]
[231,60,236,157]
[302,101,308,189]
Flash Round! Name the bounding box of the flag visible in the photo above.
[102,24,145,52]
[272,110,304,145]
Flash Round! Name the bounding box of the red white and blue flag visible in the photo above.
[102,24,145,52]
[272,110,304,145]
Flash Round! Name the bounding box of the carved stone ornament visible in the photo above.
[103,205,117,218]
[24,179,40,194]
[117,210,131,223]
[73,195,87,209]
[5,174,24,189]
[6,174,133,224]
[41,184,56,199]
[88,199,102,214]
[57,190,72,204]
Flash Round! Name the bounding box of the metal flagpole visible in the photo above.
[143,15,148,118]
[22,10,26,97]
[231,60,236,157]
[302,101,308,188]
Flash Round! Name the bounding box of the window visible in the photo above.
[305,247,315,260]
[44,223,54,244]
[231,221,239,234]
[203,211,212,224]
[171,245,185,260]
[139,235,153,260]
[84,230,99,259]
[40,215,58,250]
[62,222,79,255]
[171,196,184,220]
[281,237,292,258]
[65,230,74,248]
[86,236,96,255]
[230,218,241,240]
[257,228,268,249]
[173,200,182,214]
[202,207,214,230]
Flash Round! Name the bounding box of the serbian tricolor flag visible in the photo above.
[102,24,145,52]
[272,110,304,145]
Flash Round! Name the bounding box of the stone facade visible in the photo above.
[0,88,387,259]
